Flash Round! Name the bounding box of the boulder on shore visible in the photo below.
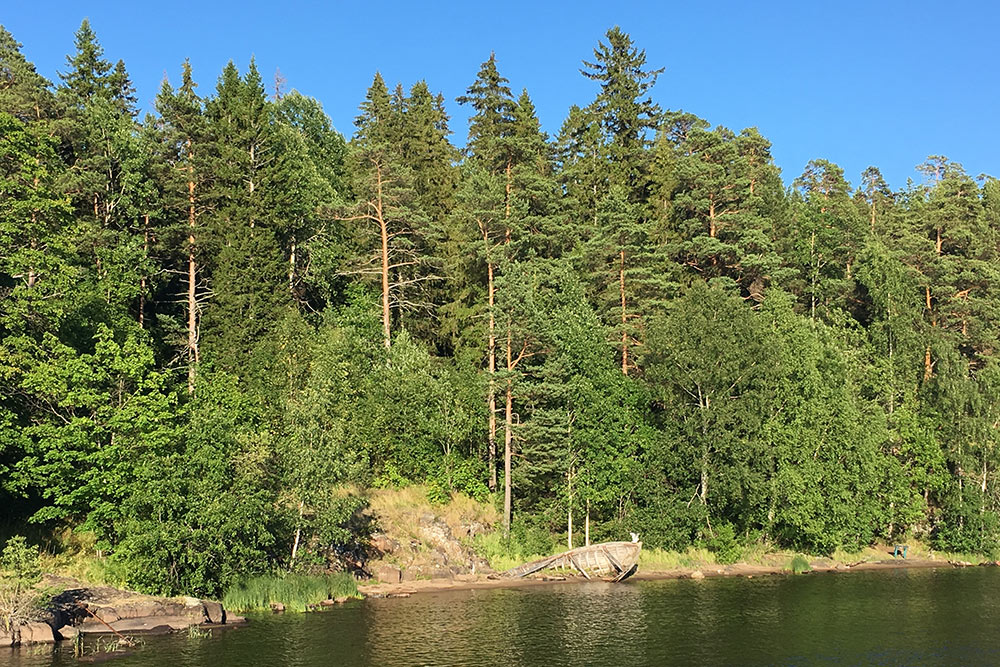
[372,563,402,584]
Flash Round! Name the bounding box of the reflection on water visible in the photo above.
[3,567,1000,666]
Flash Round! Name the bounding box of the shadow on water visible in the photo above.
[4,567,1000,666]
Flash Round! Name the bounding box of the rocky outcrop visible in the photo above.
[4,576,246,647]
[367,512,493,583]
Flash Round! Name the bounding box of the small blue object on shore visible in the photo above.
[893,544,908,559]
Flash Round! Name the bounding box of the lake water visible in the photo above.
[4,566,1000,666]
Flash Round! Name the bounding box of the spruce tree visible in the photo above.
[201,60,293,376]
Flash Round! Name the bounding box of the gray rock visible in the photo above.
[372,563,402,583]
[20,622,56,644]
[202,600,225,625]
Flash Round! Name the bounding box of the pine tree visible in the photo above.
[343,73,434,349]
[655,123,787,297]
[0,26,61,124]
[454,56,518,489]
[56,20,150,332]
[57,20,112,108]
[153,60,210,392]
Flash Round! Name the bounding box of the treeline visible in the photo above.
[2,22,999,596]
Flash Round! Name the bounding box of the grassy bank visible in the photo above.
[470,529,988,576]
[222,573,360,613]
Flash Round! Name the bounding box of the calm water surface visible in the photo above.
[4,567,1000,666]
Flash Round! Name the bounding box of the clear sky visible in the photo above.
[4,0,997,190]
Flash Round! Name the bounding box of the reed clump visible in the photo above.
[223,573,359,613]
[789,554,811,574]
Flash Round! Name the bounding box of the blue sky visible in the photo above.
[4,0,997,190]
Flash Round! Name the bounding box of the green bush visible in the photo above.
[0,536,45,632]
[425,479,450,505]
[704,523,742,564]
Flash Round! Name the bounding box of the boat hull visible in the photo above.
[503,541,641,582]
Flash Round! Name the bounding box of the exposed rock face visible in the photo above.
[367,513,493,583]
[370,533,400,556]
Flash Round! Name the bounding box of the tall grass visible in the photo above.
[639,547,719,570]
[223,573,359,613]
[471,531,552,572]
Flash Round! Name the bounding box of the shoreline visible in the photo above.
[358,556,986,598]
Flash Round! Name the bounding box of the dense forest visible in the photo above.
[2,21,999,597]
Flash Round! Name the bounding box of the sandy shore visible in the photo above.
[358,557,985,599]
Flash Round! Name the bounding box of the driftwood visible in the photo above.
[503,541,641,582]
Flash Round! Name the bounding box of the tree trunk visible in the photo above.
[709,197,717,238]
[620,248,628,375]
[503,322,515,535]
[291,500,304,564]
[505,157,512,221]
[376,164,391,349]
[485,225,497,491]
[585,500,590,547]
[700,391,710,505]
[186,153,198,394]
[27,238,36,289]
[28,174,38,289]
[567,467,573,550]
[810,232,817,321]
[139,214,149,328]
[289,235,296,296]
[923,285,934,381]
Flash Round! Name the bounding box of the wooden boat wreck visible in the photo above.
[503,540,642,582]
